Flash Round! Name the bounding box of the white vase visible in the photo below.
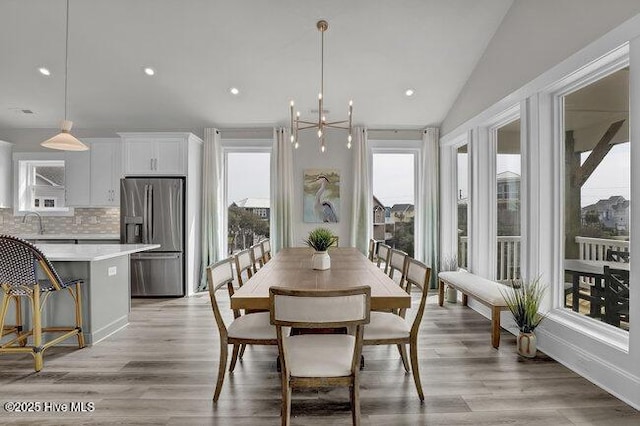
[312,251,331,270]
[446,286,458,303]
[517,332,537,358]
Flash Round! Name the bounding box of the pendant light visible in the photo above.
[41,0,88,151]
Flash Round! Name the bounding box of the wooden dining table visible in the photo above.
[231,247,411,311]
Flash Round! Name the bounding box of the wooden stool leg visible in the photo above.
[438,280,445,306]
[32,286,43,372]
[74,284,85,348]
[491,306,501,349]
[0,292,11,340]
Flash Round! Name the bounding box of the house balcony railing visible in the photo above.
[457,235,627,282]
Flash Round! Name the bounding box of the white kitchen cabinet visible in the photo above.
[0,141,12,208]
[65,150,91,206]
[89,139,122,206]
[120,133,187,175]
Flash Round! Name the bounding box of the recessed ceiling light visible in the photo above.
[230,87,239,95]
[38,67,51,76]
[143,67,156,76]
[405,88,415,97]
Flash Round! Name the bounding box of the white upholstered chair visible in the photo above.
[261,239,272,264]
[376,243,391,273]
[234,248,254,287]
[387,248,409,286]
[367,239,377,262]
[363,257,431,401]
[270,286,371,426]
[207,257,278,402]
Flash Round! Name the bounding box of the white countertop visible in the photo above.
[37,244,160,261]
[15,233,121,240]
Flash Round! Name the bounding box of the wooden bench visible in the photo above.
[438,271,510,348]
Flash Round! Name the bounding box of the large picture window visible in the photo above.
[562,66,630,331]
[457,144,469,269]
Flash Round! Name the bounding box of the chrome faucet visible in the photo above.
[23,211,45,235]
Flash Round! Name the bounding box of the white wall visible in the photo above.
[292,129,354,247]
[440,11,640,410]
[442,0,640,135]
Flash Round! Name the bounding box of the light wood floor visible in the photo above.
[1,292,639,425]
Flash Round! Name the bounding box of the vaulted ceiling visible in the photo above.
[0,0,513,132]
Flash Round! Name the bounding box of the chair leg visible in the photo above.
[281,383,291,426]
[14,296,27,347]
[0,292,11,341]
[229,344,240,372]
[397,344,410,373]
[213,340,228,402]
[74,283,85,348]
[32,287,43,372]
[239,343,247,359]
[409,339,424,401]
[351,381,361,426]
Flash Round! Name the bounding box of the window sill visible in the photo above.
[546,308,629,353]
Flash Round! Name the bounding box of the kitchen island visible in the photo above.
[7,244,159,345]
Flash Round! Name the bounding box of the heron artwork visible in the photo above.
[303,169,340,223]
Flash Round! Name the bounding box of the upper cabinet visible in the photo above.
[89,139,121,207]
[120,133,190,175]
[0,141,13,208]
[65,149,91,206]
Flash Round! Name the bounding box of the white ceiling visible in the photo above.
[0,0,513,132]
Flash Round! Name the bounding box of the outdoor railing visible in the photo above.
[575,236,629,261]
[496,236,521,281]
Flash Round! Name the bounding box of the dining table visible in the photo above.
[231,247,411,311]
[564,259,630,314]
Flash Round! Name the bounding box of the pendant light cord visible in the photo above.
[64,0,70,122]
[320,29,324,99]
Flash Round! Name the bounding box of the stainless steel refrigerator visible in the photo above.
[120,177,185,296]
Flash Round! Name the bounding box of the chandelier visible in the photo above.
[289,20,353,152]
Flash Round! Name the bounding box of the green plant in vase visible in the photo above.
[500,277,546,358]
[304,227,337,270]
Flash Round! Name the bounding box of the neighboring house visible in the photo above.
[497,171,521,202]
[372,195,386,241]
[231,198,270,220]
[582,195,629,232]
[390,203,414,223]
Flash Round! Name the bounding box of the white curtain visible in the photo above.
[350,127,371,254]
[416,127,440,288]
[271,128,294,253]
[199,128,225,291]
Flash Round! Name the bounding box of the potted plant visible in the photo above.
[304,227,337,270]
[500,277,546,358]
[440,256,459,303]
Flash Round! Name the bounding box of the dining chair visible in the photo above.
[377,243,391,274]
[603,266,629,328]
[261,239,272,264]
[270,286,371,426]
[0,235,85,372]
[367,239,378,262]
[207,257,278,402]
[234,248,254,287]
[388,248,409,286]
[606,249,630,263]
[250,243,264,273]
[363,257,431,401]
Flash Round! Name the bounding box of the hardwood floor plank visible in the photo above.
[0,291,637,425]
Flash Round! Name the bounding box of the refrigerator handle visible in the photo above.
[149,184,154,240]
[142,184,149,244]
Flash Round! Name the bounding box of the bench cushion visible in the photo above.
[438,271,508,307]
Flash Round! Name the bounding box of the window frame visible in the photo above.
[369,139,421,258]
[221,138,273,256]
[544,43,630,350]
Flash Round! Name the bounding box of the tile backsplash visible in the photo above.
[0,208,120,235]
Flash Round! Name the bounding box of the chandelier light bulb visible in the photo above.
[348,134,352,142]
[321,145,326,153]
[290,135,295,143]
[317,129,323,138]
[318,93,323,100]
[294,142,299,149]
[296,111,300,117]
[349,100,353,106]
[290,100,294,106]
[347,142,351,149]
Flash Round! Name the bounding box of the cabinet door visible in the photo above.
[65,150,91,206]
[155,138,185,175]
[124,139,155,175]
[90,142,117,206]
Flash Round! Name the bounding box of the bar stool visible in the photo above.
[0,235,85,372]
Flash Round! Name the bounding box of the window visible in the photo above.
[457,144,469,269]
[496,119,521,281]
[372,153,416,256]
[17,160,70,213]
[562,66,630,332]
[225,151,271,255]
